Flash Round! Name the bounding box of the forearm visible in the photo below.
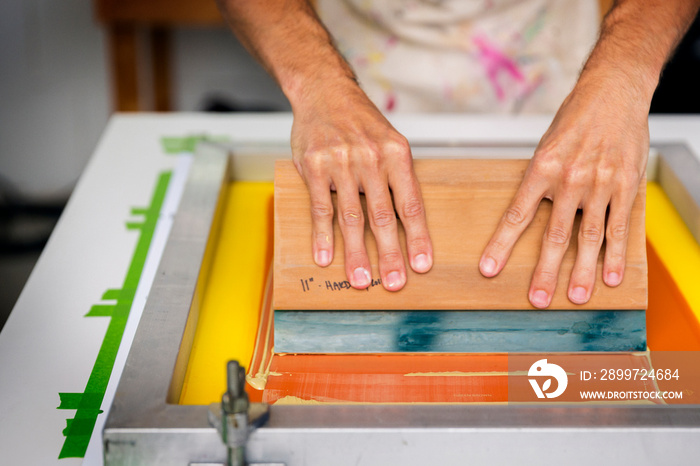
[579,0,700,105]
[216,0,359,110]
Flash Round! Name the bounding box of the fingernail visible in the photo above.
[352,267,371,288]
[570,286,588,304]
[480,257,497,276]
[385,271,403,290]
[531,290,550,308]
[316,249,330,266]
[606,272,621,286]
[413,253,432,273]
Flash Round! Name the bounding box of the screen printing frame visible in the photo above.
[103,142,700,465]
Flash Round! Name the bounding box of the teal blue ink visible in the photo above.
[274,309,647,353]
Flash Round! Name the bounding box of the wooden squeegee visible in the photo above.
[272,159,647,353]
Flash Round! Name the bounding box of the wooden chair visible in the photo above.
[94,0,224,111]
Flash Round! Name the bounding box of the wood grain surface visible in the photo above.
[273,159,647,311]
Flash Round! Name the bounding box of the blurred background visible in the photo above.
[0,0,698,331]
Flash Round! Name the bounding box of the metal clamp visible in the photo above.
[208,361,271,466]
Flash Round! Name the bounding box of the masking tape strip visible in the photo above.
[57,171,172,458]
[161,135,229,154]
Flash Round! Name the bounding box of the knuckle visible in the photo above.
[561,167,585,189]
[380,250,403,265]
[534,268,558,284]
[314,231,331,243]
[489,238,508,253]
[340,208,364,227]
[301,151,327,178]
[362,146,382,169]
[383,135,411,158]
[576,264,597,278]
[400,197,425,221]
[620,171,641,189]
[304,141,349,167]
[503,205,527,227]
[579,223,603,244]
[606,250,625,263]
[545,225,570,246]
[595,164,615,184]
[346,250,367,265]
[408,236,430,252]
[332,147,351,166]
[532,146,562,175]
[608,222,629,241]
[534,143,556,161]
[370,206,397,228]
[310,202,333,221]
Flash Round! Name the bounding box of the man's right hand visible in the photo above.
[290,79,433,291]
[217,0,432,290]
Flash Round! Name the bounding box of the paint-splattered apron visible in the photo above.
[318,0,599,113]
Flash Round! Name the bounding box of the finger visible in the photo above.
[388,160,433,275]
[305,175,335,267]
[603,182,638,287]
[529,196,579,308]
[567,192,609,304]
[480,175,547,277]
[363,172,407,291]
[334,175,372,289]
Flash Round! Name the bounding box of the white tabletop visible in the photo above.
[1,113,699,465]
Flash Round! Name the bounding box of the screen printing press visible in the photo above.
[1,114,700,466]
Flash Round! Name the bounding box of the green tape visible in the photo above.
[101,289,122,300]
[125,221,144,230]
[57,171,172,459]
[58,393,83,410]
[161,135,229,154]
[85,305,115,317]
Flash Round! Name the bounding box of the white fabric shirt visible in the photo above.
[318,0,599,113]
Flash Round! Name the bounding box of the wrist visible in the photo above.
[575,63,657,113]
[286,72,367,116]
[580,0,698,110]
